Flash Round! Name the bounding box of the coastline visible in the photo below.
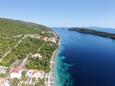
[51,38,60,86]
[46,31,60,86]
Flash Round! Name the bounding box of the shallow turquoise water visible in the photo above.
[54,45,73,86]
[53,28,73,86]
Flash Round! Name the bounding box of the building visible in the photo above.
[26,70,45,79]
[32,53,42,59]
[10,67,22,79]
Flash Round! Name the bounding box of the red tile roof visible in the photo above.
[11,67,21,73]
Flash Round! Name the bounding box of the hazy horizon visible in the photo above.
[0,0,115,28]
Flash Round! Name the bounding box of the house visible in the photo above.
[32,53,42,59]
[10,67,22,79]
[26,70,45,79]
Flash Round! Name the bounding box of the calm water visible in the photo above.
[53,28,115,86]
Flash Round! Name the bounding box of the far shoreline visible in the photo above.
[69,27,115,40]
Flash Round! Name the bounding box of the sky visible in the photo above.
[0,0,115,28]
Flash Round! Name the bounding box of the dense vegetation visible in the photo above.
[0,37,57,71]
[35,79,45,86]
[0,37,42,66]
[0,37,21,57]
[26,42,58,72]
[0,73,6,78]
[10,78,20,86]
[0,18,58,72]
[69,28,115,39]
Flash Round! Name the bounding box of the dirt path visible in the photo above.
[0,36,27,62]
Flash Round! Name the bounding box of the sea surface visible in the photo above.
[53,28,115,86]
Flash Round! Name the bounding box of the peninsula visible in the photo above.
[69,28,115,39]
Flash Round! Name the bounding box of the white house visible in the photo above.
[26,70,45,79]
[32,53,42,59]
[10,67,22,79]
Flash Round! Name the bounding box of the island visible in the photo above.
[69,27,115,39]
[0,18,59,86]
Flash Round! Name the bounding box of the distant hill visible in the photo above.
[0,18,51,37]
[69,27,115,40]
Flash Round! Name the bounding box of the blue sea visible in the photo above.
[53,28,115,86]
